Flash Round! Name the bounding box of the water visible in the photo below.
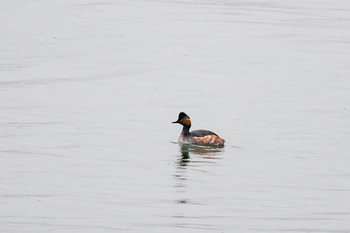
[1,0,350,232]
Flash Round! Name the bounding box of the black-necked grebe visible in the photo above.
[172,112,225,147]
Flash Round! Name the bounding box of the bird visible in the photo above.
[172,112,225,146]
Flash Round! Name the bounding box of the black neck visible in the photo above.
[182,125,191,136]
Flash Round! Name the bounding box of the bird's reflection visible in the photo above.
[173,143,224,200]
[179,143,224,163]
[178,144,190,167]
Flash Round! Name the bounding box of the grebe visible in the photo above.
[172,112,225,147]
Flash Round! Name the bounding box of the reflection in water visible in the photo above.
[173,143,224,204]
[180,143,224,156]
[177,143,224,167]
[178,144,190,167]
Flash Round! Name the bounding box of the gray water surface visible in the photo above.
[1,0,350,232]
